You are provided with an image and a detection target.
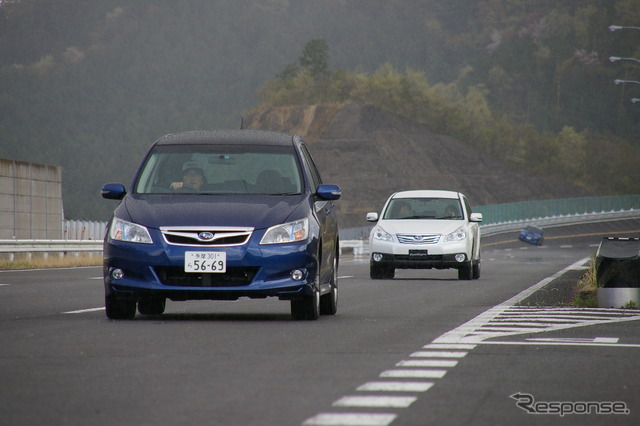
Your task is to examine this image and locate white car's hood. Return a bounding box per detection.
[377,219,464,235]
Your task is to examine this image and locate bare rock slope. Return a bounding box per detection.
[247,104,590,228]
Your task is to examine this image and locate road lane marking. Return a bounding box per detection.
[410,350,467,358]
[423,343,476,350]
[396,360,458,368]
[530,337,619,344]
[303,255,640,425]
[63,307,105,314]
[379,369,447,379]
[303,413,397,426]
[333,396,417,408]
[356,382,433,392]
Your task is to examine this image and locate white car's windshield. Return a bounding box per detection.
[134,144,303,195]
[383,197,463,220]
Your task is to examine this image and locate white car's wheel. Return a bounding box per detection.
[458,262,473,280]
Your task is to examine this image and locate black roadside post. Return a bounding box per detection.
[596,237,640,308]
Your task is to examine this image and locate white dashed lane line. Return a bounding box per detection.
[63,307,105,314]
[356,382,434,392]
[302,256,640,426]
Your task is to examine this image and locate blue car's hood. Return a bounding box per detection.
[119,194,308,230]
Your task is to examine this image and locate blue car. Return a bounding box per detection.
[101,130,341,320]
[519,225,544,245]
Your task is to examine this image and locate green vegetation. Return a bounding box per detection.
[257,39,640,196]
[0,1,639,221]
[571,261,597,307]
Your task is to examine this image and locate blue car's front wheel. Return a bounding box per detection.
[291,281,320,320]
[105,294,136,320]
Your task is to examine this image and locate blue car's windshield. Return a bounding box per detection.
[134,144,304,195]
[383,198,463,220]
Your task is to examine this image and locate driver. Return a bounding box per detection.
[170,166,206,191]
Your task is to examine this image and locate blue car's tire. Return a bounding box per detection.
[105,294,136,320]
[138,297,166,315]
[291,281,320,320]
[320,255,338,315]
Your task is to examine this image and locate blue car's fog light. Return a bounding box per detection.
[111,268,124,280]
[372,253,384,262]
[291,269,305,281]
[455,254,466,263]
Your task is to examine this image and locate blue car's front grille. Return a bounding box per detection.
[160,227,253,247]
[154,266,259,287]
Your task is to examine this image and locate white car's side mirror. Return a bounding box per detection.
[366,212,379,222]
[470,213,483,222]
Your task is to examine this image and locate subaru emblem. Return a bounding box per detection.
[198,232,215,241]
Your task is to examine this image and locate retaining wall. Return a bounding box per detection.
[0,158,63,239]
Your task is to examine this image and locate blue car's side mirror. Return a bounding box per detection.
[101,183,127,200]
[316,184,341,200]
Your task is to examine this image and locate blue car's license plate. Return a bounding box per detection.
[185,251,226,273]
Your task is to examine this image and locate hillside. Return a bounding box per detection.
[247,104,591,228]
[1,1,638,221]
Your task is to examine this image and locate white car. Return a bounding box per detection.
[366,190,482,280]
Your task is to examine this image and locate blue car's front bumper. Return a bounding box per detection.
[103,232,319,302]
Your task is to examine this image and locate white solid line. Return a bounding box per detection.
[380,369,447,379]
[476,340,640,348]
[303,413,397,426]
[63,307,105,314]
[333,396,417,408]
[356,381,434,392]
[528,337,619,343]
[411,351,467,358]
[396,360,458,368]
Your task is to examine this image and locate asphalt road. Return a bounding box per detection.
[1,219,639,426]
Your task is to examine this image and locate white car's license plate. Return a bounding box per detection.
[184,251,226,273]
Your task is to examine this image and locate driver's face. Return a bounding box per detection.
[183,169,204,189]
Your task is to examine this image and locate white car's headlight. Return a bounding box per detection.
[372,226,394,242]
[260,218,308,244]
[109,218,153,244]
[444,226,466,242]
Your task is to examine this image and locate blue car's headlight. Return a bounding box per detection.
[260,218,309,244]
[109,217,153,244]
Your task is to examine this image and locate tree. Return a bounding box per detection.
[299,39,329,79]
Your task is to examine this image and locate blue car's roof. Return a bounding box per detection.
[153,130,300,147]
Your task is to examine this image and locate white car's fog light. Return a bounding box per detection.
[372,253,384,262]
[291,269,304,281]
[111,268,124,280]
[455,254,466,263]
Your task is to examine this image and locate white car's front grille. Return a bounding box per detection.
[397,234,440,244]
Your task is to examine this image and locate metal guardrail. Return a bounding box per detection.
[0,239,102,261]
[474,195,640,226]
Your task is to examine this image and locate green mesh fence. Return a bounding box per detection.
[474,195,640,225]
